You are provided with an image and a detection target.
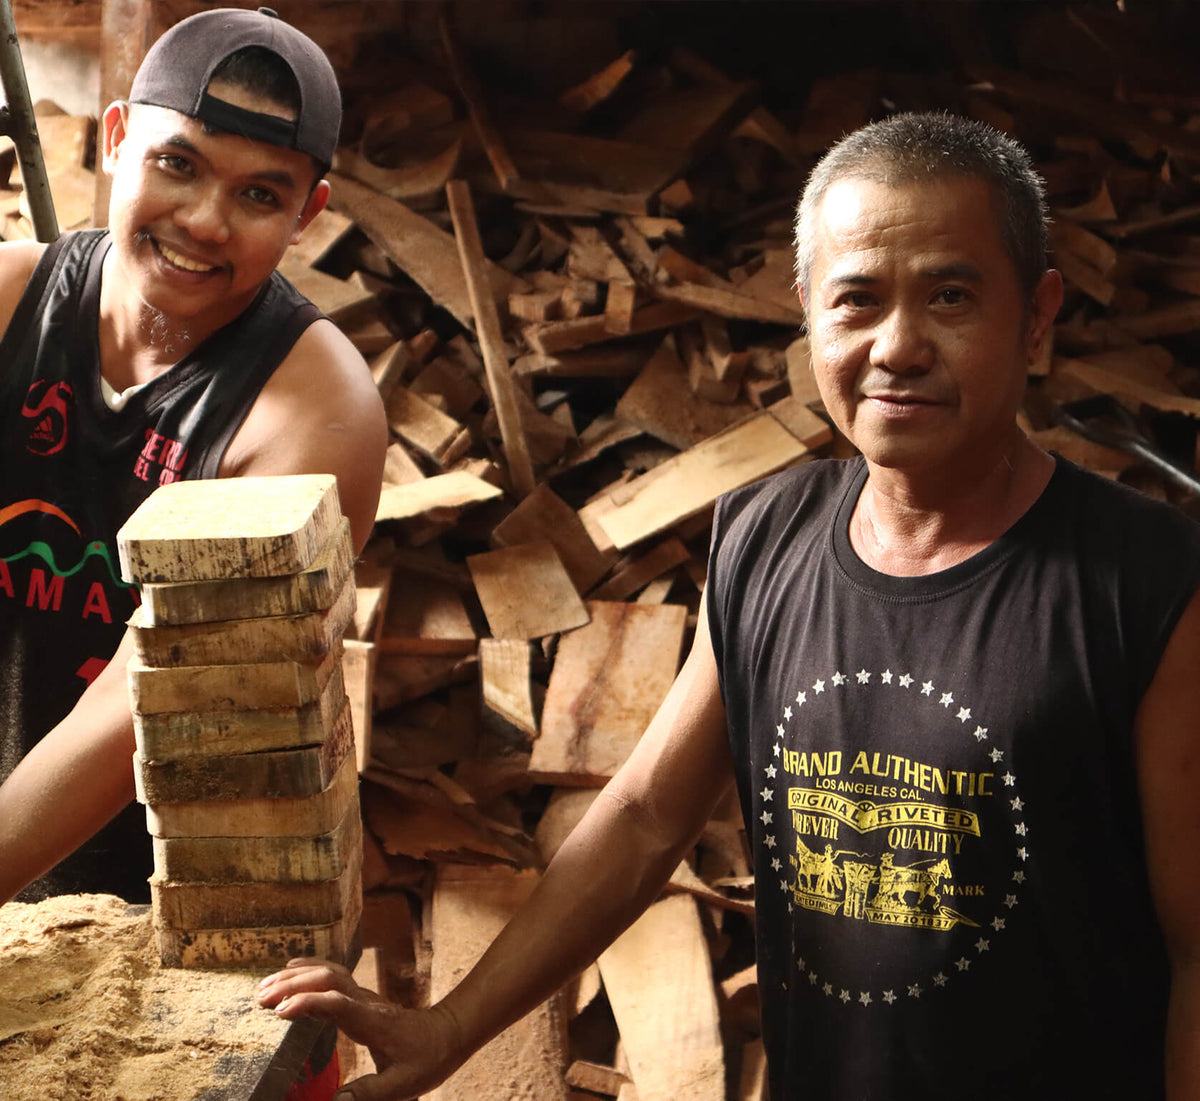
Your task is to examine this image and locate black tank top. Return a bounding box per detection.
[708,455,1200,1100]
[0,229,322,901]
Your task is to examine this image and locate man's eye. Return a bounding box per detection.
[157,154,191,174]
[244,186,280,207]
[934,287,969,306]
[839,292,876,309]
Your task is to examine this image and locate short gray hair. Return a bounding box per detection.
[793,112,1049,305]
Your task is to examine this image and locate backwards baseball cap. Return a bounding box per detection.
[129,6,340,168]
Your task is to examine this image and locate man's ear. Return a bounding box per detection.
[101,101,130,176]
[292,179,330,244]
[1026,268,1064,366]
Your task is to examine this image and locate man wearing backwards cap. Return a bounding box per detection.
[0,4,382,924]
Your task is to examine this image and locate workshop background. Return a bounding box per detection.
[6,2,1200,1098]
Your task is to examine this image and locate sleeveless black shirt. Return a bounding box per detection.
[707,455,1200,1100]
[0,229,322,901]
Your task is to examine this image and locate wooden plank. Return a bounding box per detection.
[332,140,462,203]
[155,889,362,970]
[490,483,612,593]
[447,178,537,497]
[1056,356,1200,416]
[128,644,342,715]
[375,471,503,522]
[151,852,361,930]
[429,866,570,1101]
[342,639,376,774]
[615,338,753,450]
[526,300,701,355]
[285,207,354,268]
[138,518,353,627]
[597,895,724,1101]
[560,50,638,113]
[605,280,638,334]
[152,805,362,885]
[531,602,686,784]
[467,543,590,640]
[117,474,340,583]
[129,577,354,669]
[580,414,811,551]
[479,638,538,740]
[566,1061,633,1096]
[276,257,378,326]
[589,539,690,602]
[146,751,359,840]
[654,280,804,326]
[766,396,836,448]
[386,385,472,467]
[328,173,521,330]
[135,702,353,805]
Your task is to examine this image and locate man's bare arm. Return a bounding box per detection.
[257,590,735,1101]
[1136,583,1200,1100]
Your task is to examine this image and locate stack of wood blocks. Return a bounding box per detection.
[116,474,363,970]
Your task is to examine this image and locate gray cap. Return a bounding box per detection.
[129,6,340,167]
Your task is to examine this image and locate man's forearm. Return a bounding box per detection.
[1166,962,1200,1101]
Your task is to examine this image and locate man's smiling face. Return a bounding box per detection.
[102,80,327,337]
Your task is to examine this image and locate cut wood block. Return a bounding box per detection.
[152,804,362,885]
[117,474,341,584]
[467,542,590,640]
[133,663,348,761]
[1054,246,1115,306]
[525,300,700,355]
[560,50,637,113]
[386,385,473,467]
[566,1061,632,1096]
[654,279,804,326]
[1056,356,1200,415]
[509,288,563,322]
[479,638,538,740]
[680,324,741,403]
[135,702,353,805]
[128,644,342,715]
[152,849,361,930]
[490,483,612,593]
[375,471,503,522]
[428,865,570,1101]
[1114,298,1200,341]
[532,602,687,784]
[342,639,376,773]
[589,539,691,602]
[785,337,822,405]
[329,173,521,330]
[155,888,361,970]
[146,749,359,839]
[129,576,355,669]
[597,895,724,1101]
[766,396,835,448]
[615,337,754,450]
[580,414,812,551]
[137,519,354,627]
[383,566,477,644]
[733,248,802,315]
[277,256,378,325]
[383,441,426,486]
[286,206,354,268]
[617,81,757,161]
[604,280,638,334]
[411,357,486,419]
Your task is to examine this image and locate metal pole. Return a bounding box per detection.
[0,0,57,242]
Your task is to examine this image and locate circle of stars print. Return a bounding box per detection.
[764,665,1028,1009]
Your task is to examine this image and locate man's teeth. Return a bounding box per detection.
[158,242,216,273]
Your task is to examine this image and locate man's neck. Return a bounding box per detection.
[849,433,1055,577]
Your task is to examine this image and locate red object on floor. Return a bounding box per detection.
[285,1048,340,1101]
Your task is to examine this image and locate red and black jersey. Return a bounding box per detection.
[0,229,322,902]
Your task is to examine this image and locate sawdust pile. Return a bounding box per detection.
[0,894,290,1101]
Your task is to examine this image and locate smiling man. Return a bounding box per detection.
[0,8,385,916]
[258,114,1200,1101]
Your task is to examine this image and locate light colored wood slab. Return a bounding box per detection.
[386,385,472,467]
[429,865,571,1101]
[129,576,355,669]
[525,301,700,355]
[567,1061,632,1096]
[580,414,811,551]
[117,474,341,583]
[597,895,725,1101]
[133,664,348,761]
[589,539,690,601]
[531,602,686,784]
[479,638,538,739]
[766,396,835,448]
[490,483,612,593]
[152,805,362,885]
[467,543,590,640]
[135,702,353,805]
[342,639,376,773]
[144,751,359,840]
[615,338,754,449]
[276,256,378,324]
[1055,355,1200,415]
[375,471,503,522]
[329,172,520,330]
[155,888,361,970]
[654,279,804,325]
[137,519,353,627]
[128,644,342,715]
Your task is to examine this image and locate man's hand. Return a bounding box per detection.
[258,959,466,1101]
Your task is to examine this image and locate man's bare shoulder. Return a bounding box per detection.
[221,317,388,552]
[0,240,49,340]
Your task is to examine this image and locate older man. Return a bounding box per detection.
[260,113,1200,1100]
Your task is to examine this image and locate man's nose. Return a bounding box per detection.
[175,185,230,244]
[868,306,934,374]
